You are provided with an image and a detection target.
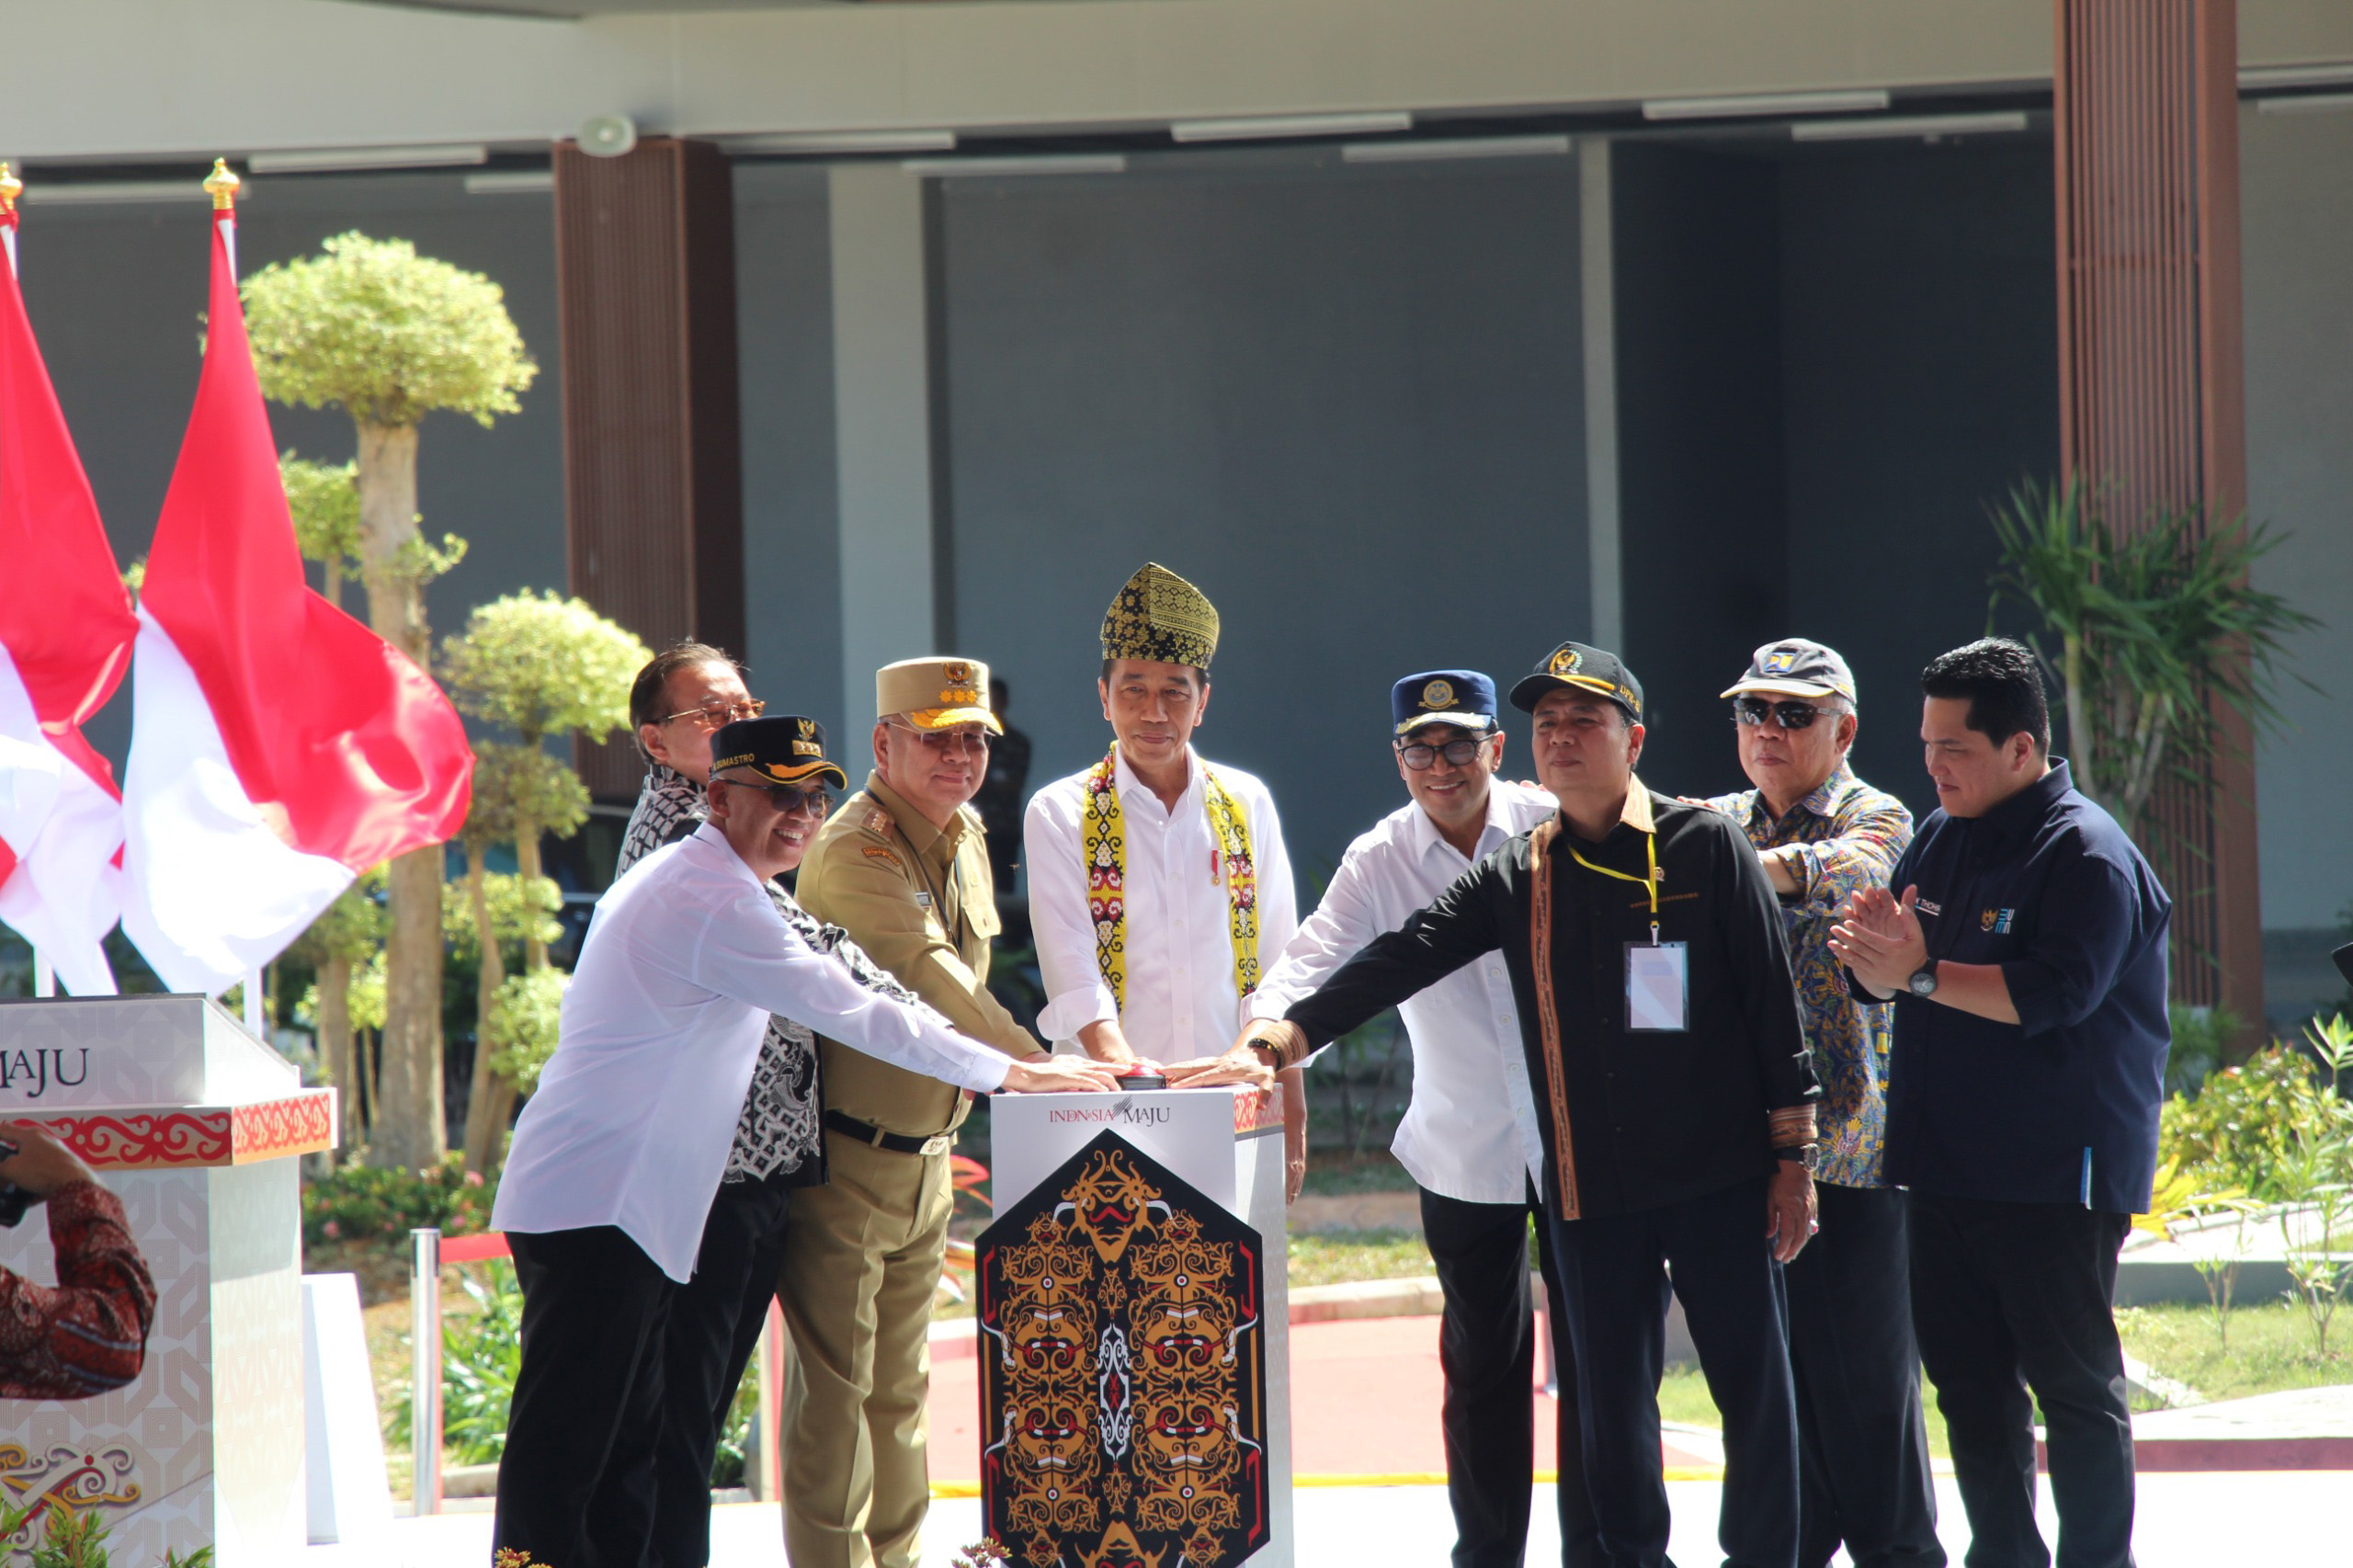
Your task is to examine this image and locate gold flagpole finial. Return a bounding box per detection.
[204,158,240,211]
[0,164,21,218]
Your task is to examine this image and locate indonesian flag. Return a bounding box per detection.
[119,188,472,994]
[0,196,140,994]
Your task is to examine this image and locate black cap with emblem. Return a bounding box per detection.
[709,714,850,792]
[1509,641,1643,723]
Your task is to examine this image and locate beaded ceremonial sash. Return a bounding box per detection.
[1080,746,1260,1015]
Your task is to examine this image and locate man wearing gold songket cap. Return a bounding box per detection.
[1022,563,1311,1197]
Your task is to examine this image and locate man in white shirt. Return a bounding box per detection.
[1022,562,1307,1195]
[1247,671,1598,1568]
[491,717,1118,1568]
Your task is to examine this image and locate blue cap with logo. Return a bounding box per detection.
[1391,670,1497,736]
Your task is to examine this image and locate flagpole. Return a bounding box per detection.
[244,966,265,1037]
[0,163,20,277]
[7,165,42,1005]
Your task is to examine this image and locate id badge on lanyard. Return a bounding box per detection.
[1626,940,1689,1032]
[1570,829,1689,1033]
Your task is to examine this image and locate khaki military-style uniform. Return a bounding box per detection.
[779,769,1037,1568]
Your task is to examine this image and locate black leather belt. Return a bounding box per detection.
[824,1108,956,1157]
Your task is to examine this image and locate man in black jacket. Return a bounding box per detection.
[1233,641,1823,1568]
[1832,639,2169,1568]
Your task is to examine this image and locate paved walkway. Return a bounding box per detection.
[330,1473,2352,1566]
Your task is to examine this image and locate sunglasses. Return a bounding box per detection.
[1396,735,1491,770]
[1733,697,1828,731]
[663,698,767,729]
[743,782,836,818]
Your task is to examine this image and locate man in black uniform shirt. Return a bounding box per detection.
[1234,642,1823,1568]
[1831,639,2169,1568]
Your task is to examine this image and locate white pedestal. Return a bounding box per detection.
[0,994,336,1566]
[988,1085,1292,1568]
[303,1273,393,1545]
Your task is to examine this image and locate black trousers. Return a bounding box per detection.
[1908,1193,2136,1568]
[1420,1185,1602,1568]
[1784,1182,1943,1568]
[1543,1176,1799,1568]
[653,1172,795,1568]
[496,1226,676,1568]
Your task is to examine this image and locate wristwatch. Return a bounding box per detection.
[1906,962,1939,998]
[1773,1143,1819,1174]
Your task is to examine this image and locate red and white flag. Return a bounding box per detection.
[120,177,472,994]
[0,182,140,994]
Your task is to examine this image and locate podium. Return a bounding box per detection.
[982,1085,1291,1568]
[0,995,335,1565]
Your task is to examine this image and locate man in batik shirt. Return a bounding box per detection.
[1702,638,1938,1568]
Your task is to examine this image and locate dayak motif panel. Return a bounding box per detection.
[978,1130,1269,1568]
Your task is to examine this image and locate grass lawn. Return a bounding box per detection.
[1287,1227,1436,1290]
[2115,1300,2353,1402]
[1299,1149,1419,1197]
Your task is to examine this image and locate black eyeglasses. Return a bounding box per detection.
[1396,736,1489,770]
[663,698,766,728]
[1733,697,1827,731]
[747,783,835,818]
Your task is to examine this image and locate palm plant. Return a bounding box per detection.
[1986,478,2317,847]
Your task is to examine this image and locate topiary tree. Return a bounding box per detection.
[244,233,535,1171]
[287,869,388,1153]
[281,452,360,612]
[441,592,647,1174]
[444,756,574,1176]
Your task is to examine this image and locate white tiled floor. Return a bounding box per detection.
[310,1472,2353,1566]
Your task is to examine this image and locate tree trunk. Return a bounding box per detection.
[373,846,448,1168]
[479,1076,521,1176]
[460,841,507,1176]
[517,812,549,972]
[355,418,426,659]
[353,416,446,1170]
[323,557,342,614]
[317,954,359,1150]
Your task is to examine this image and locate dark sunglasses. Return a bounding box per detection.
[1733,697,1827,731]
[746,783,835,818]
[1396,735,1490,770]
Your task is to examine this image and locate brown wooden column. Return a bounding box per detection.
[2052,0,2260,1021]
[554,136,744,799]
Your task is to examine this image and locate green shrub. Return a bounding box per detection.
[2159,1040,2348,1200]
[301,1154,496,1249]
[392,1259,759,1482]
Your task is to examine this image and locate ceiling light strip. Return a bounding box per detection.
[465,171,556,195]
[2255,91,2353,116]
[1643,89,1890,121]
[1171,111,1413,143]
[20,179,226,206]
[247,143,487,174]
[2240,62,2353,91]
[902,154,1128,178]
[731,130,958,155]
[1341,134,1572,165]
[1790,111,2030,142]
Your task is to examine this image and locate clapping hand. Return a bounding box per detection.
[1827,884,1929,998]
